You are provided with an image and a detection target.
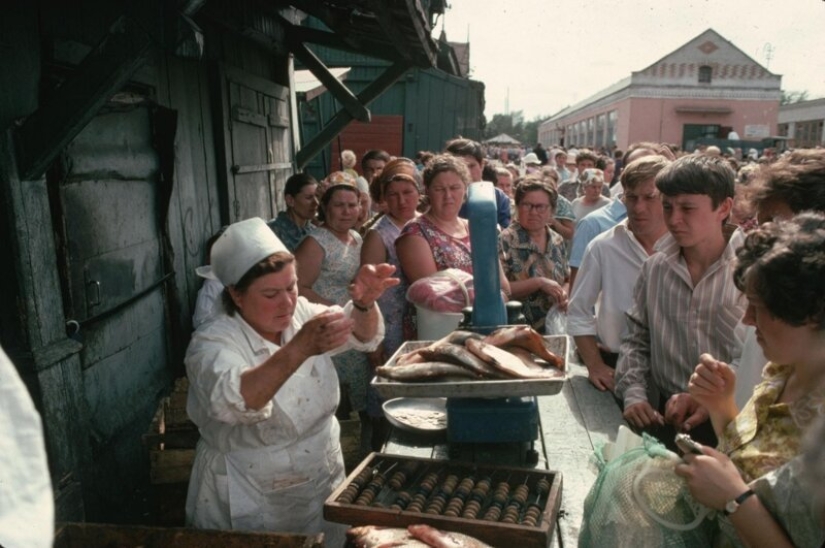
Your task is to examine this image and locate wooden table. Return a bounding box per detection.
[382,358,626,548]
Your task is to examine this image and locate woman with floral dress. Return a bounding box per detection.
[498,178,569,332]
[396,155,510,338]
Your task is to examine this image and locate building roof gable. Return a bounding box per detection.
[634,28,777,81]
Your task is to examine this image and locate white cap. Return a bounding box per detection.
[210,217,289,286]
[523,152,541,165]
[195,265,218,280]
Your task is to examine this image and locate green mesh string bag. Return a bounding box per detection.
[579,434,718,547]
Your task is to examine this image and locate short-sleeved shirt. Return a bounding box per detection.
[499,222,568,331]
[268,211,316,253]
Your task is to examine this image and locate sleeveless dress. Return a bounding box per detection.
[397,215,473,339]
[306,228,370,413]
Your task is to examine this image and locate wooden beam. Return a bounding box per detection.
[288,38,370,123]
[11,0,211,181]
[296,61,410,170]
[367,0,413,63]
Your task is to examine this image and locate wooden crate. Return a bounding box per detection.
[54,522,324,548]
[324,453,562,548]
[143,378,199,485]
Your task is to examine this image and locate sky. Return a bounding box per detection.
[436,0,825,121]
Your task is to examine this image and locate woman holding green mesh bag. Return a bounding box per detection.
[580,214,825,547]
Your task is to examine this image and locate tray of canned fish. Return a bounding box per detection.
[325,453,562,548]
[372,327,568,399]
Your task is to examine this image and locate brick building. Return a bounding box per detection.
[538,29,782,152]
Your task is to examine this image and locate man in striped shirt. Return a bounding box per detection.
[615,154,746,447]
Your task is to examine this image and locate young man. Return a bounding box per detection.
[267,173,318,252]
[615,154,746,448]
[568,155,670,391]
[445,138,511,229]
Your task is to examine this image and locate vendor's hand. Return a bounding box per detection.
[665,393,709,433]
[623,401,665,429]
[674,446,749,511]
[689,353,736,412]
[349,263,399,308]
[367,345,386,369]
[291,309,354,358]
[541,278,568,311]
[586,361,615,392]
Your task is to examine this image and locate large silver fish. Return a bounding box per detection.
[346,525,430,547]
[407,524,493,548]
[395,331,482,366]
[482,325,565,370]
[376,362,480,382]
[420,343,506,378]
[465,338,560,379]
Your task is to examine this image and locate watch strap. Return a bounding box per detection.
[723,488,755,516]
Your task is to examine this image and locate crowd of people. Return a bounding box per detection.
[178,139,824,546]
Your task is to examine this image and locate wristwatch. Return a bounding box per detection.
[723,489,755,516]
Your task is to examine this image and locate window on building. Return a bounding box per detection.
[596,114,606,147]
[607,112,616,145]
[698,65,712,84]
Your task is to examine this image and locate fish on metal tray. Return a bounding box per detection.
[346,525,430,547]
[482,325,565,370]
[465,338,558,379]
[507,347,565,378]
[407,524,493,548]
[420,343,507,378]
[395,331,482,366]
[375,362,480,382]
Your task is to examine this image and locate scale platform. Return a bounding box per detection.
[446,396,540,464]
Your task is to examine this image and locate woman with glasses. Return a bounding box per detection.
[498,178,569,332]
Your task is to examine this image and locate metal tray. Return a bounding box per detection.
[382,397,448,434]
[371,335,568,399]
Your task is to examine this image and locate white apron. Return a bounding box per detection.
[186,328,348,546]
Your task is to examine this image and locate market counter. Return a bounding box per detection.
[382,360,626,548]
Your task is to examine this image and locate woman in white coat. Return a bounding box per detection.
[184,217,397,545]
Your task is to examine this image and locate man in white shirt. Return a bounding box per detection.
[568,155,671,391]
[615,154,746,448]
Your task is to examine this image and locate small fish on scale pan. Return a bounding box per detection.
[375,326,564,383]
[347,523,493,548]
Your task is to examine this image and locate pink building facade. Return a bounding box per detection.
[538,29,781,152]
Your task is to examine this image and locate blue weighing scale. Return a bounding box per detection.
[444,182,540,465]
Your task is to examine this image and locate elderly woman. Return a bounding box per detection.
[673,213,825,547]
[499,178,569,332]
[293,181,375,451]
[184,217,395,545]
[571,168,611,221]
[396,154,510,337]
[361,158,421,357]
[360,158,421,447]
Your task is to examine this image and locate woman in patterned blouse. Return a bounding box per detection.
[498,178,569,332]
[674,213,825,548]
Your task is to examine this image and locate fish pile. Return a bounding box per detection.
[375,325,565,383]
[347,523,492,548]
